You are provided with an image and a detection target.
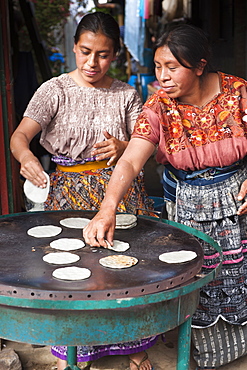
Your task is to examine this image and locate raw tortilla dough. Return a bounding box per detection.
[27,225,62,238]
[52,266,91,281]
[23,171,50,203]
[50,238,85,251]
[115,214,137,229]
[159,250,197,263]
[43,252,80,264]
[60,217,90,229]
[99,255,138,269]
[105,239,130,252]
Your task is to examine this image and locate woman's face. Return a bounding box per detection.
[73,31,116,87]
[154,45,203,101]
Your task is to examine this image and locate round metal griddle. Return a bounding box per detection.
[0,210,204,301]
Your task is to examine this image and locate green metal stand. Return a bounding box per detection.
[0,214,222,370]
[65,348,91,370]
[65,347,80,370]
[177,317,192,370]
[64,317,193,370]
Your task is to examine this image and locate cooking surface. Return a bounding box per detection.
[0,210,203,300]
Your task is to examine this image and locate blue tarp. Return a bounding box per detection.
[124,0,146,65]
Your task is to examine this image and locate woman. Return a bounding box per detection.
[83,24,247,370]
[10,11,155,370]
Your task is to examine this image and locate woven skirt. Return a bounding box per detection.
[176,166,247,368]
[45,167,154,215]
[176,165,247,327]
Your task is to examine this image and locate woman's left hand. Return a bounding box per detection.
[237,179,247,215]
[91,130,128,166]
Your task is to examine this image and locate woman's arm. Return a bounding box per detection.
[10,117,47,188]
[83,137,155,247]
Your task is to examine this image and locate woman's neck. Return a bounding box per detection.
[177,72,220,108]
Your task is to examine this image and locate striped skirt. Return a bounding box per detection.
[176,166,247,368]
[45,167,154,215]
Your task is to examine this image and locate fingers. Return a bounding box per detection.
[83,224,114,247]
[20,156,47,188]
[103,130,113,139]
[237,199,247,215]
[237,179,247,215]
[83,212,115,247]
[106,159,114,166]
[237,179,247,201]
[91,140,111,160]
[91,139,119,162]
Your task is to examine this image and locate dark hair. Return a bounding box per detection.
[155,24,213,76]
[74,12,121,54]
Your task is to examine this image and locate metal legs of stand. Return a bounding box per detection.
[65,346,81,370]
[64,318,193,370]
[177,317,192,370]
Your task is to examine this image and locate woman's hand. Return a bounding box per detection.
[237,179,247,215]
[20,153,47,188]
[85,138,155,246]
[10,117,47,187]
[91,130,128,166]
[83,209,116,247]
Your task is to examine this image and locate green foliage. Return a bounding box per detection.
[108,61,128,82]
[30,0,71,47]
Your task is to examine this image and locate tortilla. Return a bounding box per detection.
[60,217,90,229]
[52,266,91,281]
[105,239,130,252]
[27,225,62,238]
[159,250,197,264]
[43,252,80,265]
[23,171,50,203]
[115,214,137,229]
[99,255,138,269]
[50,238,85,251]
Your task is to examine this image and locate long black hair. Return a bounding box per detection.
[74,12,121,54]
[155,24,214,76]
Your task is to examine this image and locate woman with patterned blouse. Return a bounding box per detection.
[10,11,155,370]
[84,24,247,369]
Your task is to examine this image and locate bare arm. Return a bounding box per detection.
[10,117,47,188]
[83,137,155,247]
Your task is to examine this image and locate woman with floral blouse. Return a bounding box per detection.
[84,24,247,370]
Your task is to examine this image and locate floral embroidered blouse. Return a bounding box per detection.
[132,72,247,172]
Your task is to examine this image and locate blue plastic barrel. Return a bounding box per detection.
[128,74,156,101]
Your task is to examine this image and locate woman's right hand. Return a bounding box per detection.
[20,153,47,188]
[83,209,116,247]
[10,117,47,188]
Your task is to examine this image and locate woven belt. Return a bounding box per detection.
[57,159,116,172]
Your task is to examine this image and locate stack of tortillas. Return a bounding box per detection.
[115,214,137,229]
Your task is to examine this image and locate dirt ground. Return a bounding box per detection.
[3,327,247,370]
